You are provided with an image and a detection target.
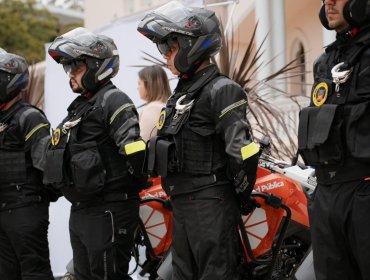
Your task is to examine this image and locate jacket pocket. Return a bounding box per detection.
[43,148,65,187]
[0,149,26,184]
[180,125,215,174]
[298,104,343,166]
[69,141,106,194]
[346,101,370,162]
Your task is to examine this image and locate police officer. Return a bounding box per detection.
[138,2,259,279]
[46,28,146,280]
[298,0,370,279]
[0,49,53,279]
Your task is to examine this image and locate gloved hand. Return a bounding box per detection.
[238,194,260,215]
[124,140,148,190]
[233,145,260,215]
[233,152,259,193]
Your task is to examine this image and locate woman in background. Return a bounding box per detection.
[138,65,171,141]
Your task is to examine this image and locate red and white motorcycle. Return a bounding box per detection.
[133,146,317,280]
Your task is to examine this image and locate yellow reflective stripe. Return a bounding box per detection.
[219,99,247,118]
[241,142,259,160]
[124,140,146,155]
[25,123,49,142]
[109,103,135,125]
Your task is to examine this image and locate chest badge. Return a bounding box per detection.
[51,128,61,146]
[313,82,328,107]
[157,110,166,130]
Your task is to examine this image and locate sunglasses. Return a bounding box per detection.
[156,38,178,55]
[62,60,86,74]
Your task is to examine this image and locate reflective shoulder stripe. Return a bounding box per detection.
[124,140,146,155]
[219,99,247,118]
[25,123,49,142]
[109,103,135,125]
[241,142,259,160]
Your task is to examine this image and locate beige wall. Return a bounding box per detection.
[285,0,323,96]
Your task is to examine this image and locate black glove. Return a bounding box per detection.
[125,140,149,190]
[233,152,259,193]
[233,150,260,215]
[238,194,260,215]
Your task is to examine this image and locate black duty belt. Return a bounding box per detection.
[0,195,42,209]
[71,192,138,209]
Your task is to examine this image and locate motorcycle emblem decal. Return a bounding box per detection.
[51,128,61,146]
[254,181,284,192]
[312,82,328,107]
[157,110,166,130]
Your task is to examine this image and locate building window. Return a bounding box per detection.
[290,41,307,96]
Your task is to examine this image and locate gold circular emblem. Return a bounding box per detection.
[313,82,328,107]
[156,110,166,130]
[51,128,61,146]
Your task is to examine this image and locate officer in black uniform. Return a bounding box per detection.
[0,49,53,279]
[298,0,370,279]
[138,2,259,279]
[45,28,146,280]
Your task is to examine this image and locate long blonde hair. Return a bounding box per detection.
[138,65,171,103]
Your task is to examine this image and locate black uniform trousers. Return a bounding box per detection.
[171,184,241,280]
[0,202,53,280]
[309,179,370,280]
[69,199,139,280]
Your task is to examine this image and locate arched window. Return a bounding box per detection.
[290,40,307,96]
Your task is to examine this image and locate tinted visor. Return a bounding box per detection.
[62,60,85,74]
[156,37,178,55]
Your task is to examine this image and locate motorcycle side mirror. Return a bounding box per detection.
[259,136,271,152]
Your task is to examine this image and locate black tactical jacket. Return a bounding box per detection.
[299,26,370,183]
[155,64,253,196]
[0,100,50,208]
[46,82,143,203]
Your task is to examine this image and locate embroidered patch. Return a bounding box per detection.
[51,128,61,146]
[313,82,328,107]
[157,110,166,130]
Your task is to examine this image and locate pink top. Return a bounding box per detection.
[139,100,166,142]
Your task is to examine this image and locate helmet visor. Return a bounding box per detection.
[156,37,178,55]
[62,60,86,75]
[154,1,191,23]
[56,27,97,47]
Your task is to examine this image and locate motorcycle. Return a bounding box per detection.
[133,148,317,280]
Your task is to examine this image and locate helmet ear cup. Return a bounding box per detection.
[319,4,333,30]
[343,1,356,26]
[343,0,370,27]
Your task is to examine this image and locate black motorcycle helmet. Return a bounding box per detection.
[48,27,120,92]
[0,48,29,104]
[320,0,370,30]
[137,1,222,75]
